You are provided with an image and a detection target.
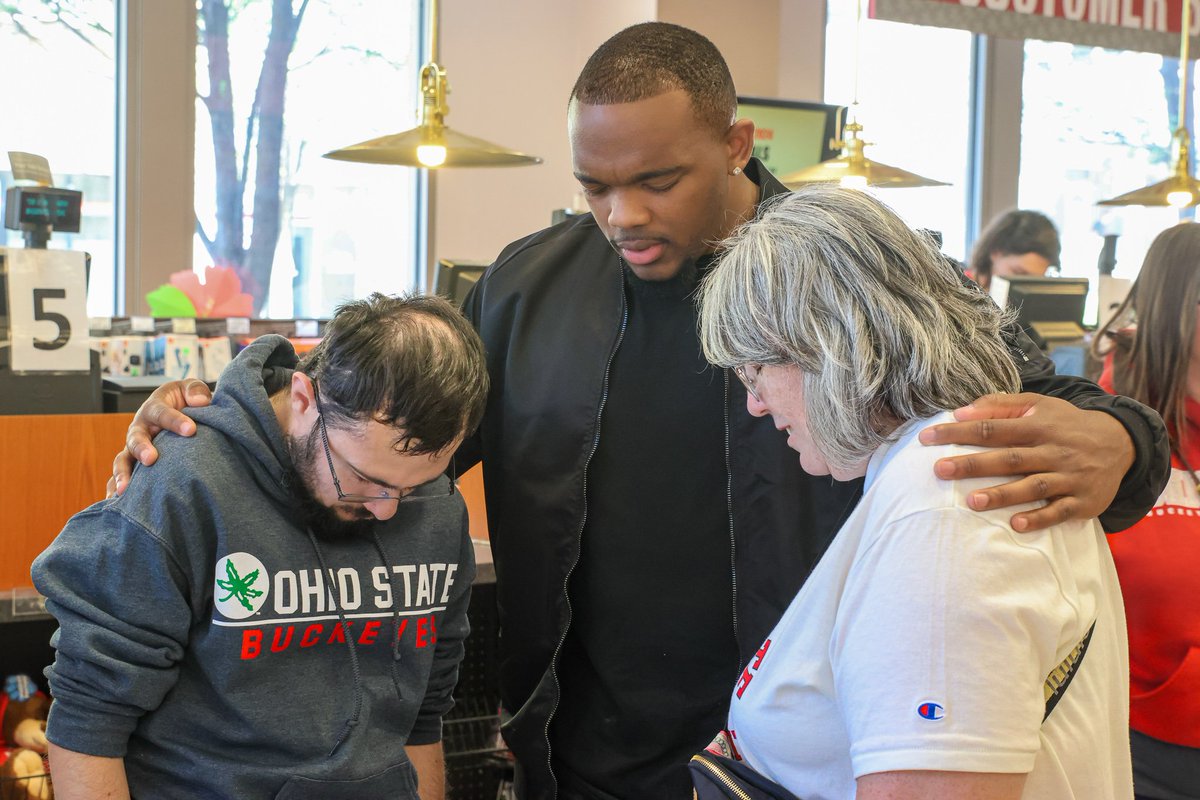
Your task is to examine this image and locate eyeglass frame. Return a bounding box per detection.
[735,364,763,403]
[313,381,456,505]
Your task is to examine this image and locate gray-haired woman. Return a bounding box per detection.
[697,185,1131,800]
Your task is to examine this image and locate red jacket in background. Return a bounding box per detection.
[1100,356,1200,747]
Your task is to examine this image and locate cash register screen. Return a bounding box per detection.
[991,275,1090,340]
[0,252,7,337]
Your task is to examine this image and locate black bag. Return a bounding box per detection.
[689,753,800,800]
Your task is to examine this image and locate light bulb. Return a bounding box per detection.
[1167,190,1194,208]
[840,174,869,191]
[417,144,447,167]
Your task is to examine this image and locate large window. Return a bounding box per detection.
[1019,40,1190,323]
[824,4,975,261]
[0,0,118,317]
[193,0,421,319]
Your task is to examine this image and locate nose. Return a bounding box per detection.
[607,189,651,230]
[365,499,399,522]
[745,390,769,418]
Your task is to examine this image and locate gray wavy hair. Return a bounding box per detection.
[698,185,1020,470]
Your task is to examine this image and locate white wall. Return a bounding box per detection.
[430,0,828,268]
[431,1,654,270]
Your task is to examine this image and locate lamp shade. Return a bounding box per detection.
[780,120,948,189]
[324,124,542,167]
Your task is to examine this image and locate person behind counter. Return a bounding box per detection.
[966,209,1061,291]
[32,293,487,800]
[1092,222,1200,800]
[697,186,1131,800]
[103,23,1167,799]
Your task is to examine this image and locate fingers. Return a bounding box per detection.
[141,398,198,438]
[956,473,1088,532]
[1009,498,1082,533]
[110,450,138,497]
[960,472,1061,510]
[128,381,205,467]
[180,378,213,407]
[126,424,162,469]
[924,418,1051,463]
[950,392,1042,421]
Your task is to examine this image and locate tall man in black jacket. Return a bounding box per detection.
[112,22,1168,800]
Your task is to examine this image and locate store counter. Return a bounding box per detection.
[0,408,490,595]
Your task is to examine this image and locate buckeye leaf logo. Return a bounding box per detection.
[218,559,262,611]
[213,552,269,620]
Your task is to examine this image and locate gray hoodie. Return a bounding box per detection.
[33,335,474,799]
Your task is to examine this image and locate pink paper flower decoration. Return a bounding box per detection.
[169,266,255,318]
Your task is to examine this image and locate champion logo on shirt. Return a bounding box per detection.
[917,701,945,721]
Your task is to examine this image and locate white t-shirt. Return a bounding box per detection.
[725,412,1132,800]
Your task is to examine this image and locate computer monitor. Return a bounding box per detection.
[735,96,845,178]
[434,259,488,309]
[990,275,1090,342]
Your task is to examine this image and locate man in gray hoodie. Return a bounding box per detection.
[32,293,488,800]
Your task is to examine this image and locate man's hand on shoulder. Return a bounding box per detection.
[918,393,1134,533]
[107,379,213,498]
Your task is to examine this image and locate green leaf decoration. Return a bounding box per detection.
[146,284,198,317]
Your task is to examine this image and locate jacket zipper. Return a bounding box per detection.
[542,262,630,797]
[724,368,739,652]
[690,754,753,800]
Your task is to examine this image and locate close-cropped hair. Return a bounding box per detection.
[968,209,1061,283]
[1093,222,1200,450]
[298,292,488,455]
[569,22,736,137]
[699,185,1021,470]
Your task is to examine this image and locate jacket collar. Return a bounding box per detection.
[744,157,790,209]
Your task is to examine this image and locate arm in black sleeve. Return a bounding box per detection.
[453,274,487,475]
[1003,321,1170,532]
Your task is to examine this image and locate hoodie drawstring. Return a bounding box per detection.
[371,531,406,701]
[305,528,363,757]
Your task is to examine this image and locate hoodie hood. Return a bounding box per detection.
[186,334,298,504]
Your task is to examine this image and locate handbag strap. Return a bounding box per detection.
[1042,619,1096,722]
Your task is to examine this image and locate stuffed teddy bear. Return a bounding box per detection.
[0,675,51,800]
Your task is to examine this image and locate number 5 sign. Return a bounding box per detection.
[4,247,90,372]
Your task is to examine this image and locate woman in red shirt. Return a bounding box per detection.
[1092,222,1200,800]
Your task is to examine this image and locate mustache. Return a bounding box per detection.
[610,236,668,248]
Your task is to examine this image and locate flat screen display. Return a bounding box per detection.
[736,97,845,179]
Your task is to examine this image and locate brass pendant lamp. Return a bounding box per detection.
[1099,0,1200,207]
[323,0,541,168]
[782,0,947,190]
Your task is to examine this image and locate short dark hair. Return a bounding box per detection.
[968,209,1061,283]
[298,293,488,455]
[570,22,737,137]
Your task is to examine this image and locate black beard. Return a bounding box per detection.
[283,423,377,542]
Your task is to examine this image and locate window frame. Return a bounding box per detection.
[117,0,426,318]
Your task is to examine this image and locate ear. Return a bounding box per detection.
[290,371,318,422]
[725,118,756,171]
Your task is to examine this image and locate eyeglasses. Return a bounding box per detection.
[735,364,763,403]
[314,384,456,505]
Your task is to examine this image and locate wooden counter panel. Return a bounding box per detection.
[0,413,489,591]
[0,413,132,590]
[461,464,489,541]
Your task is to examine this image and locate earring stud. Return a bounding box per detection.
[731,166,742,176]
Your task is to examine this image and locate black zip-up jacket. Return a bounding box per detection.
[454,159,1170,799]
